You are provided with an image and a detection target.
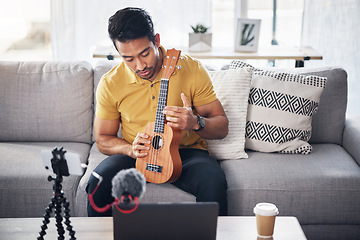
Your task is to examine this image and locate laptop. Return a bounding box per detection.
[112,202,219,240]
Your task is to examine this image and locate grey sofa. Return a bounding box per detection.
[0,60,359,240]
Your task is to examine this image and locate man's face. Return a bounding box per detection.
[115,34,161,81]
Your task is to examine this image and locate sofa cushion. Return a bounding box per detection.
[221,144,360,225]
[0,142,90,218]
[0,61,93,143]
[206,68,252,160]
[229,61,347,145]
[230,61,327,154]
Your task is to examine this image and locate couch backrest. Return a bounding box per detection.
[0,61,94,143]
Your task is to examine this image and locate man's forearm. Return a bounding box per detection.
[195,115,228,140]
[95,135,132,157]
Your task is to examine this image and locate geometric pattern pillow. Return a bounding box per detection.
[230,60,327,154]
[206,68,252,159]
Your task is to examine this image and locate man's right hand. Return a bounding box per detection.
[94,116,151,158]
[130,132,151,159]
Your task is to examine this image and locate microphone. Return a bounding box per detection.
[112,168,146,213]
[89,168,146,214]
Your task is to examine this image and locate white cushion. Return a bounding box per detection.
[206,68,252,160]
[230,60,327,154]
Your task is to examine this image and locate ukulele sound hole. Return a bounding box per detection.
[152,135,163,150]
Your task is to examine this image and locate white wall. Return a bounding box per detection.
[302,0,360,115]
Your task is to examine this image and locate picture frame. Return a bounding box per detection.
[235,18,261,52]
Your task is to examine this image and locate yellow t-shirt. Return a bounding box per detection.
[96,46,217,150]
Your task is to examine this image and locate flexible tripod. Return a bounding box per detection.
[38,147,76,240]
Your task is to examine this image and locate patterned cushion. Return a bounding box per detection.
[206,68,252,159]
[230,60,327,154]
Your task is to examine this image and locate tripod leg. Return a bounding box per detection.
[38,196,56,240]
[63,195,76,240]
[54,195,66,240]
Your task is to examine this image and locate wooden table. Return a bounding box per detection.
[93,45,322,67]
[0,216,307,239]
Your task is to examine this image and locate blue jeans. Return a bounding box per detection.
[86,148,228,216]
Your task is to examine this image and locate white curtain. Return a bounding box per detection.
[50,0,76,60]
[51,0,212,61]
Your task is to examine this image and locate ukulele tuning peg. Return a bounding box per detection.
[177,65,181,70]
[179,57,185,60]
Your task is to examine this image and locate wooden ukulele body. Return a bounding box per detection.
[136,122,182,183]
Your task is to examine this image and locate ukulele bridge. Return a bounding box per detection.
[146,163,163,173]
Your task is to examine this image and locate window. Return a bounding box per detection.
[0,0,51,61]
[0,0,304,62]
[247,0,304,47]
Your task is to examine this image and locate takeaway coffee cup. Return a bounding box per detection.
[253,203,279,238]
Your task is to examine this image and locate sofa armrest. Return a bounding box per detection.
[342,115,360,166]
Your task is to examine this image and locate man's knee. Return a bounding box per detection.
[199,174,227,195]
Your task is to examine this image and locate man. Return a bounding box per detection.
[87,7,229,216]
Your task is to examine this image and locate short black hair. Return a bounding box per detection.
[108,7,156,46]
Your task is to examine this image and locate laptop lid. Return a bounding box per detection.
[113,202,219,240]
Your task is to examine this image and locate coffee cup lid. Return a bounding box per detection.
[253,203,279,216]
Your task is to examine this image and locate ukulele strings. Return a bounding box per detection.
[150,55,168,172]
[150,53,177,177]
[151,54,172,168]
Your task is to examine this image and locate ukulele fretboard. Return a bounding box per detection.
[154,78,170,133]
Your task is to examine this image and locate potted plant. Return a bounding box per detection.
[189,24,212,52]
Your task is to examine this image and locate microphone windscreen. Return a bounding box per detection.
[111,168,146,200]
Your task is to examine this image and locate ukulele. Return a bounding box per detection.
[136,49,182,184]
